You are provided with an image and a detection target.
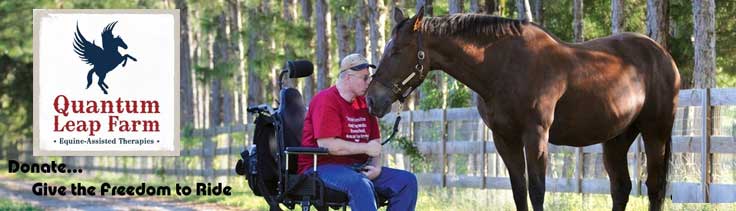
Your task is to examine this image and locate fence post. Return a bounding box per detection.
[632,136,642,195]
[575,147,584,193]
[203,129,214,180]
[406,110,414,171]
[481,125,488,189]
[24,138,33,163]
[700,88,712,202]
[441,108,448,187]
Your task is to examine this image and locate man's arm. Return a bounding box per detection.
[317,138,381,157]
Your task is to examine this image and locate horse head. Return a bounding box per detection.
[101,21,129,51]
[366,7,430,118]
[115,36,128,49]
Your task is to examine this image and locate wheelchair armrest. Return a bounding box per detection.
[284,147,329,155]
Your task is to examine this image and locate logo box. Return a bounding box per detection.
[33,10,180,156]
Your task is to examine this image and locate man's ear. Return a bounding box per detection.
[413,6,425,32]
[393,7,405,23]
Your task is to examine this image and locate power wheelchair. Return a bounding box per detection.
[235,60,388,211]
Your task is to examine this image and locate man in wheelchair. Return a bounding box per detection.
[297,54,418,211]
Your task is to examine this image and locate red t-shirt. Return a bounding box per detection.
[297,86,381,174]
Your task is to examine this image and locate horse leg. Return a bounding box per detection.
[122,55,137,67]
[126,54,137,61]
[493,133,529,211]
[642,125,672,211]
[521,125,549,211]
[86,68,95,89]
[97,73,108,95]
[639,118,674,211]
[102,81,109,89]
[602,126,639,211]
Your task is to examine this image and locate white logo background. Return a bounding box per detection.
[35,10,179,155]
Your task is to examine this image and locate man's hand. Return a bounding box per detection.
[361,165,382,180]
[364,140,382,157]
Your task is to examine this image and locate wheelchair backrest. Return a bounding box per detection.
[277,87,306,174]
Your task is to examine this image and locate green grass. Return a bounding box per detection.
[0,198,40,211]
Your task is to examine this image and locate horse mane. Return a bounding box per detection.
[419,14,528,41]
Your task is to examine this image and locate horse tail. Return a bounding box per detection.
[86,69,94,89]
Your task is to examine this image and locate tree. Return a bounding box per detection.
[227,0,242,124]
[573,0,584,42]
[516,0,533,21]
[334,12,352,60]
[449,0,464,14]
[368,0,387,65]
[417,0,433,16]
[246,7,263,120]
[315,0,330,91]
[354,0,368,56]
[612,0,625,33]
[470,0,480,13]
[211,13,228,127]
[300,0,315,102]
[692,0,716,88]
[647,0,669,47]
[532,0,543,25]
[175,0,194,128]
[484,0,499,15]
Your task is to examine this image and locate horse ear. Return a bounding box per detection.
[393,7,405,23]
[413,6,425,32]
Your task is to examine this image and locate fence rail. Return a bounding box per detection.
[15,88,736,203]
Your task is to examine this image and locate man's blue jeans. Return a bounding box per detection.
[303,164,418,211]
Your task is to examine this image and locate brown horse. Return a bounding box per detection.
[366,7,680,211]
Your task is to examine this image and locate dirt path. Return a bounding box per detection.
[0,176,249,211]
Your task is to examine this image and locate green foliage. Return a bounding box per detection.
[669,0,695,87]
[448,79,471,108]
[418,72,443,110]
[392,136,431,172]
[0,198,40,211]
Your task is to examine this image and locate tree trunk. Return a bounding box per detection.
[470,0,480,13]
[335,14,351,60]
[692,0,716,89]
[484,0,499,15]
[315,0,330,91]
[301,0,312,21]
[573,0,584,42]
[210,78,222,128]
[368,0,387,65]
[246,9,263,121]
[532,0,543,25]
[647,0,669,48]
[301,0,315,102]
[417,0,433,16]
[516,0,533,21]
[283,0,296,21]
[354,0,368,56]
[612,0,625,33]
[449,0,464,14]
[175,0,194,128]
[192,10,201,128]
[228,0,243,124]
[212,14,229,127]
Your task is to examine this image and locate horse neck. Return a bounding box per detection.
[423,25,557,101]
[423,34,499,99]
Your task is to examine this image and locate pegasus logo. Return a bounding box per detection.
[73,21,137,95]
